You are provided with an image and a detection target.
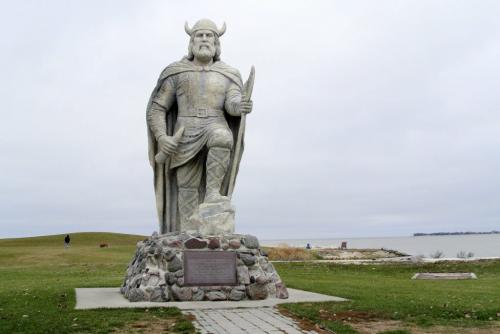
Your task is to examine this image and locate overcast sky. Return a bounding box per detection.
[1,1,500,239]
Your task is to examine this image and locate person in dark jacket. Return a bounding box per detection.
[64,234,70,248]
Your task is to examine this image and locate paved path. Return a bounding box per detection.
[74,287,344,333]
[185,307,319,334]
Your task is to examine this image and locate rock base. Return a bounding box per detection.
[183,200,235,235]
[120,232,289,302]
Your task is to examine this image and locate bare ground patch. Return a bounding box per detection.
[111,314,195,334]
[279,308,337,333]
[279,307,500,334]
[351,320,500,333]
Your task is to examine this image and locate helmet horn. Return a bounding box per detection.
[184,21,192,36]
[218,22,226,36]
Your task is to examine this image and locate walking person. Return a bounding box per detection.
[64,234,70,248]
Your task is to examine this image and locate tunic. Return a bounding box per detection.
[148,68,242,168]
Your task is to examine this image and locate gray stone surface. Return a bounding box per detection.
[171,285,193,301]
[121,232,288,302]
[229,239,241,249]
[192,288,205,301]
[147,19,254,234]
[242,234,259,249]
[168,255,183,272]
[229,288,246,301]
[275,282,289,299]
[75,287,347,310]
[165,272,176,285]
[239,253,257,266]
[187,201,236,235]
[205,291,227,301]
[237,265,250,285]
[247,283,268,300]
[186,308,319,334]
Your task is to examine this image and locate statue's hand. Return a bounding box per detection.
[158,135,179,155]
[238,97,253,115]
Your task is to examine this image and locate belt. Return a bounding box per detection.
[178,108,224,118]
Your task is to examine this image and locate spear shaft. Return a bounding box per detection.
[228,66,255,198]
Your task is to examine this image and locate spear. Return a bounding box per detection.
[228,66,255,198]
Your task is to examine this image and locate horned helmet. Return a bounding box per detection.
[184,19,226,37]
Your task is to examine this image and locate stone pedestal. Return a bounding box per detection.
[121,232,289,302]
[182,200,235,235]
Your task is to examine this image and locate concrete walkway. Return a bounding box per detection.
[185,307,319,334]
[75,288,345,333]
[74,288,346,310]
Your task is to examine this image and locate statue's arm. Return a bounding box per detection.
[147,76,176,140]
[224,81,243,116]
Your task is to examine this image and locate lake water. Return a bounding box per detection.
[261,234,500,258]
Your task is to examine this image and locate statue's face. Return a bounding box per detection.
[192,29,216,62]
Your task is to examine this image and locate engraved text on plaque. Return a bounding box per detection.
[184,251,237,286]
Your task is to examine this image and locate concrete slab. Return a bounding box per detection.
[412,272,477,280]
[74,287,347,310]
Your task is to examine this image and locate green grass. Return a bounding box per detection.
[2,232,499,334]
[0,232,195,334]
[276,261,500,333]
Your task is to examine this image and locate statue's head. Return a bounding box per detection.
[185,19,226,62]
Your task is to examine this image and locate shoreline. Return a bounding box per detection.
[271,256,500,264]
[261,234,500,258]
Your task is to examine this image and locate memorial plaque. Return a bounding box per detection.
[184,251,237,286]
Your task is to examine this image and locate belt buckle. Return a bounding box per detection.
[197,108,208,118]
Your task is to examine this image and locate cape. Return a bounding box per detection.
[146,58,244,234]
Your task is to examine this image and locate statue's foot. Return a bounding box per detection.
[204,191,229,203]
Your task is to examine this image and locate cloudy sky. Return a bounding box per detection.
[1,1,500,239]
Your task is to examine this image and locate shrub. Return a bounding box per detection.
[457,251,475,259]
[264,244,317,261]
[430,250,444,259]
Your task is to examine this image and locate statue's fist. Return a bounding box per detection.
[238,98,253,115]
[158,135,179,155]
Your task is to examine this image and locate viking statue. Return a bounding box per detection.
[147,19,253,234]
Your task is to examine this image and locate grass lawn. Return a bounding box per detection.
[275,261,500,333]
[1,232,499,334]
[0,232,195,334]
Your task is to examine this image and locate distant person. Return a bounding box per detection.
[64,234,71,248]
[306,243,311,249]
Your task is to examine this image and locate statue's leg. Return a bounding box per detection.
[176,157,203,229]
[205,127,233,203]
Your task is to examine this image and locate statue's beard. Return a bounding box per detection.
[193,44,215,62]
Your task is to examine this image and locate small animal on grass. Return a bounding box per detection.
[99,243,109,248]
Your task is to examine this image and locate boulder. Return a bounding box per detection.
[276,282,289,299]
[184,238,208,249]
[242,235,259,249]
[246,283,268,300]
[239,253,256,266]
[168,256,182,272]
[205,291,227,301]
[229,289,246,301]
[171,285,192,301]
